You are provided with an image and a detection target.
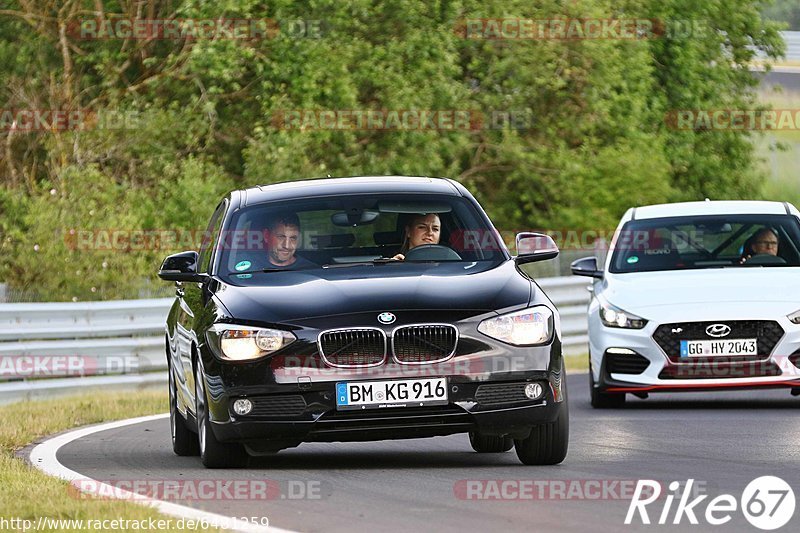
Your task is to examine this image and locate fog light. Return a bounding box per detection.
[524,383,543,400]
[233,398,252,415]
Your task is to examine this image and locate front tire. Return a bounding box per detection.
[169,364,199,456]
[469,432,513,453]
[195,362,248,468]
[514,361,569,465]
[589,357,626,408]
[514,402,569,465]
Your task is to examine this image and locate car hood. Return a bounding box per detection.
[214,261,531,324]
[603,268,800,313]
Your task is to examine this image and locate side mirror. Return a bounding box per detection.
[571,256,603,279]
[158,251,205,282]
[514,233,559,265]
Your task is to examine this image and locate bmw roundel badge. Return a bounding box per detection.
[378,312,396,324]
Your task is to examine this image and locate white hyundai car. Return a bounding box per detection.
[572,200,800,407]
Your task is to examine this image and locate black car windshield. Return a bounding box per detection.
[608,214,800,273]
[216,194,507,276]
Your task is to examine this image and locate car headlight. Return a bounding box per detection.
[207,324,296,361]
[789,309,800,325]
[478,306,554,346]
[598,297,647,329]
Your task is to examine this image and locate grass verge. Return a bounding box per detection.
[0,389,220,532]
[564,352,589,373]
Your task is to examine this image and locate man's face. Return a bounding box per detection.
[407,214,441,249]
[752,230,779,256]
[267,223,300,265]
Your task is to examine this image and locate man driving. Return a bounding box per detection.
[251,212,315,270]
[739,227,780,264]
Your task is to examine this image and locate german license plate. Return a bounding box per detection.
[680,338,757,357]
[335,377,448,410]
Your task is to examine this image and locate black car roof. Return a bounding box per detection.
[241,176,462,206]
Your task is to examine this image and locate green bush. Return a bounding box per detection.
[0,0,787,299]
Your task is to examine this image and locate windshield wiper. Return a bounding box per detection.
[323,260,397,268]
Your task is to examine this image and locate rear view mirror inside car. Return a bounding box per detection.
[331,209,380,226]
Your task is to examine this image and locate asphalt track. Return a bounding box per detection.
[758,70,800,93]
[53,373,800,532]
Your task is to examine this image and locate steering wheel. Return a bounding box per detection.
[403,244,462,261]
[742,254,786,266]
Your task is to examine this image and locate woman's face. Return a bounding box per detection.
[406,214,441,249]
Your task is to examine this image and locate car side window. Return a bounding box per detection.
[198,200,227,274]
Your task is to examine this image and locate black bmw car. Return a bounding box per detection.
[159,176,568,467]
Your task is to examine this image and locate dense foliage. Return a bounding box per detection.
[0,0,785,300]
[763,0,800,30]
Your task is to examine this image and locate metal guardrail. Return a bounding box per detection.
[0,277,592,400]
[784,31,800,61]
[753,31,800,63]
[0,298,171,380]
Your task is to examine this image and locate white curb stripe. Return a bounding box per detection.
[750,64,800,74]
[29,413,296,533]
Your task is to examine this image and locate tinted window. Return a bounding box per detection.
[609,214,800,273]
[216,194,506,277]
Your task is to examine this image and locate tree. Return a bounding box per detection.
[0,0,786,299]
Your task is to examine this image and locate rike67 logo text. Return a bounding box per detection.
[626,477,795,530]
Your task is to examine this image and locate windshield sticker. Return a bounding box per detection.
[644,248,671,255]
[235,273,253,279]
[627,256,639,264]
[234,260,252,271]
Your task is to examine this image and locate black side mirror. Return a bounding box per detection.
[571,256,603,279]
[158,251,205,282]
[514,233,559,265]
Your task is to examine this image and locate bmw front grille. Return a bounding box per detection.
[317,324,459,367]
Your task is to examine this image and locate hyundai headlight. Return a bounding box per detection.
[598,297,647,329]
[478,306,554,346]
[788,309,800,325]
[207,324,296,361]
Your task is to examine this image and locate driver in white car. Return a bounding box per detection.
[392,213,441,261]
[740,227,780,264]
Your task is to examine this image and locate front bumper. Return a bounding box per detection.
[199,315,565,450]
[212,384,563,454]
[588,307,800,392]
